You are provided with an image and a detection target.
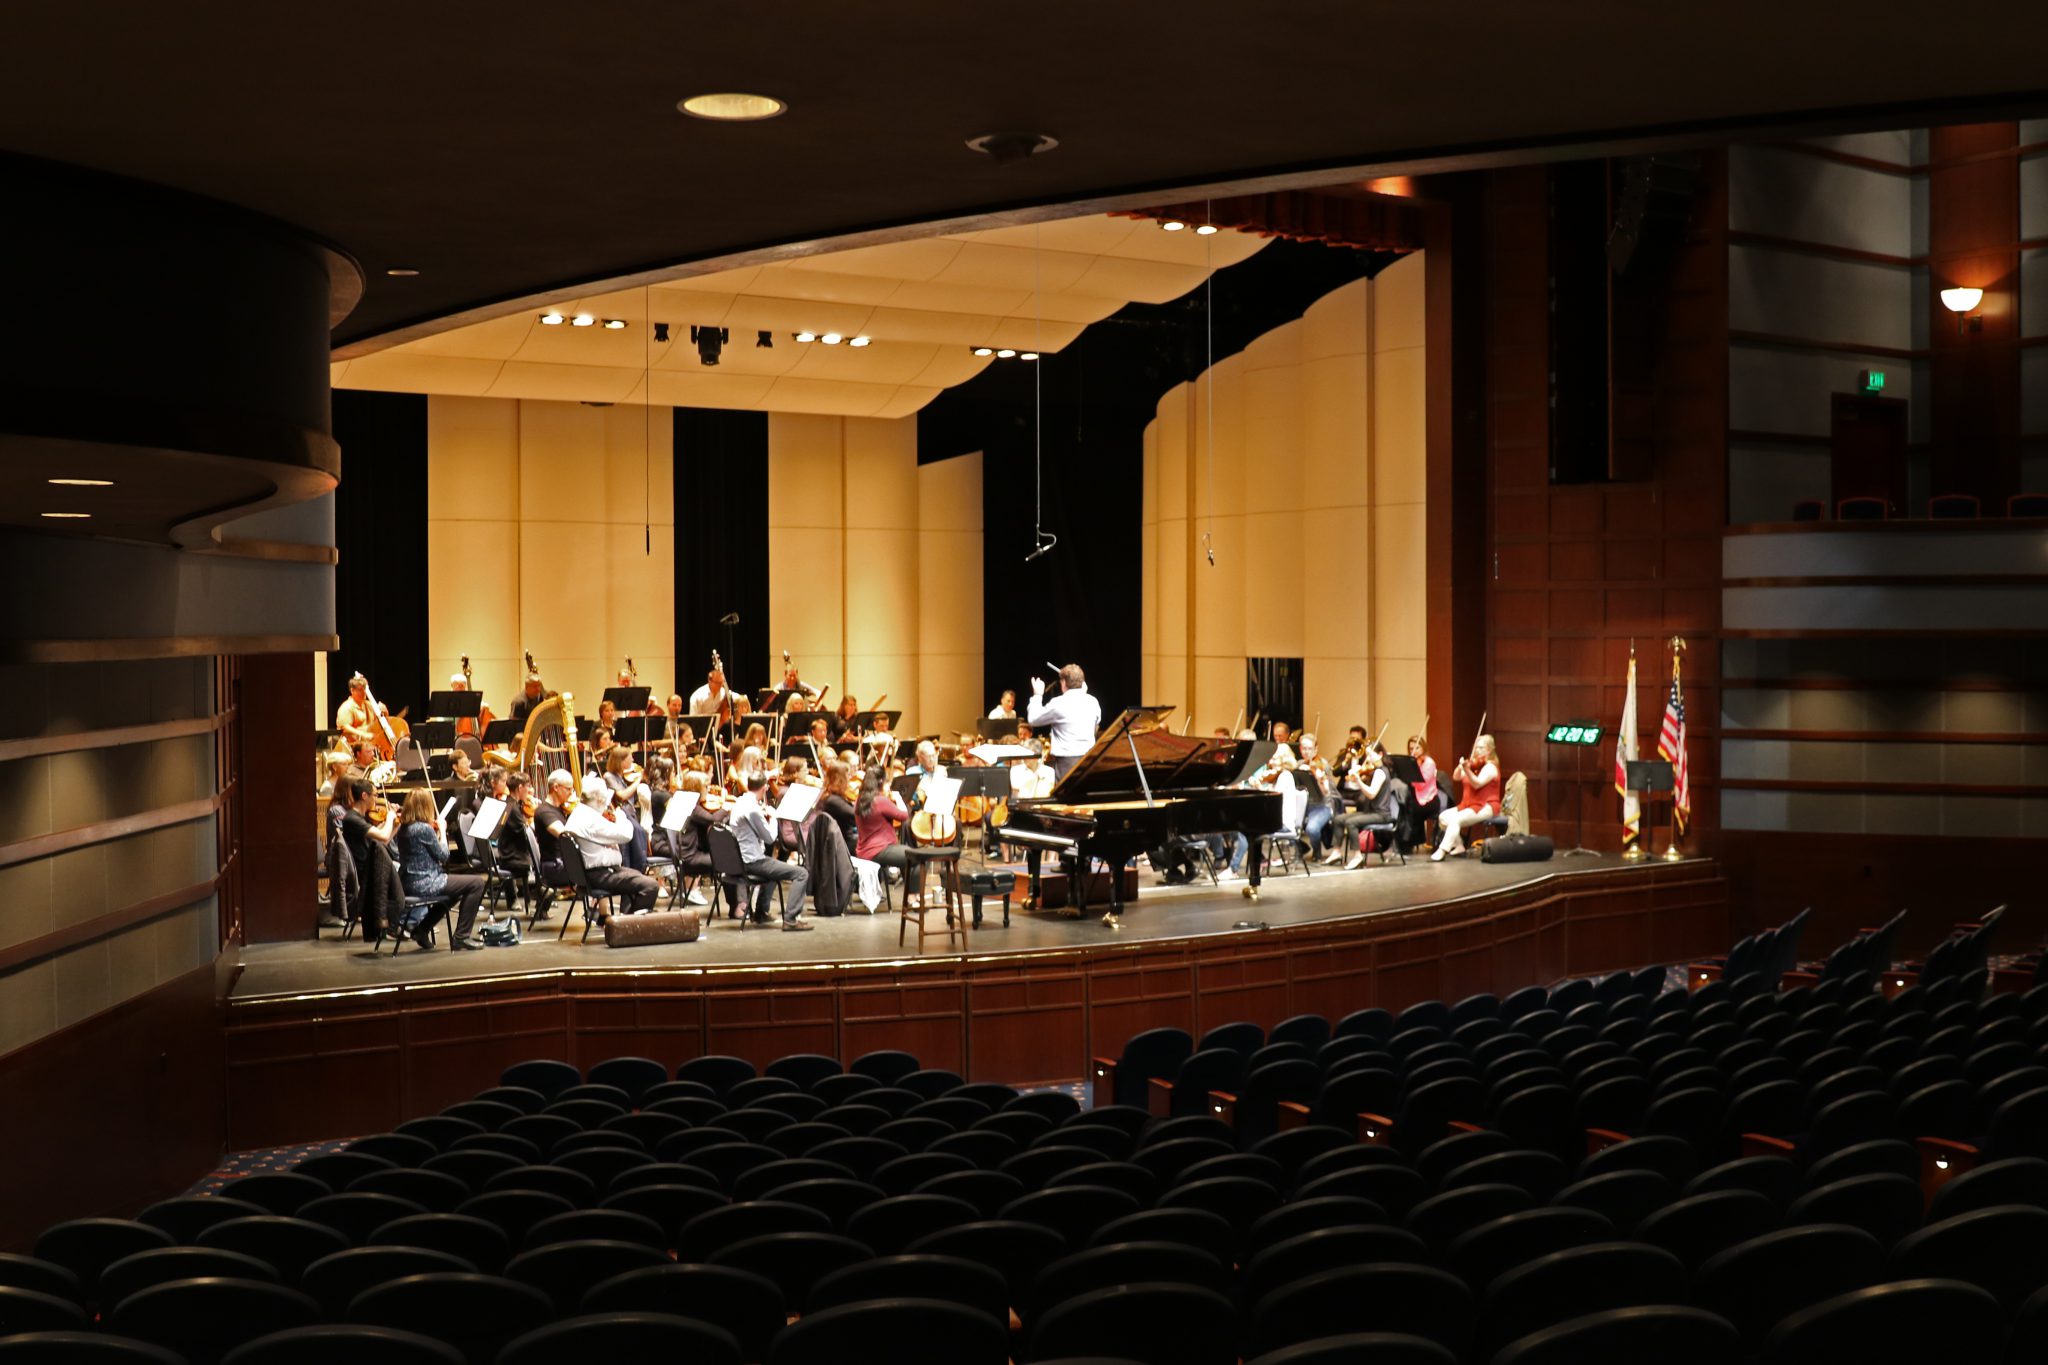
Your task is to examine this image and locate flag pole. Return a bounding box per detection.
[1619,639,1644,862]
[1662,635,1688,861]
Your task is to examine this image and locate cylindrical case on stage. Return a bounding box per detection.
[604,909,701,946]
[1480,834,1555,864]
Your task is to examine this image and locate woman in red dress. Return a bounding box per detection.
[1433,734,1501,861]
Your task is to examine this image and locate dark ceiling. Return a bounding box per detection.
[4,3,2044,349]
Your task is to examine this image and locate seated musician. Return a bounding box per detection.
[855,764,914,905]
[1327,742,1388,868]
[449,671,479,737]
[568,774,660,914]
[742,721,770,754]
[510,669,547,725]
[668,770,720,909]
[666,693,688,728]
[768,662,821,714]
[499,772,538,911]
[532,769,579,905]
[588,725,615,769]
[987,689,1019,724]
[833,695,862,741]
[906,740,942,779]
[1408,735,1444,835]
[596,698,619,736]
[319,750,353,801]
[819,761,858,849]
[806,716,834,755]
[730,771,812,930]
[1269,721,1297,765]
[1010,741,1055,800]
[602,745,653,871]
[393,788,487,950]
[1296,733,1337,855]
[340,778,402,944]
[1433,734,1501,861]
[689,666,730,718]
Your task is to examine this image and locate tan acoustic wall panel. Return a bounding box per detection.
[1141,256,1428,744]
[427,396,673,713]
[767,414,981,739]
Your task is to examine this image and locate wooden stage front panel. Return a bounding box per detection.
[222,858,1726,1149]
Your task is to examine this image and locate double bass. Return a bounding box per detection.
[360,675,410,761]
[458,653,496,739]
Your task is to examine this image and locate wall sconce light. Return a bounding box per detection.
[1940,286,1984,333]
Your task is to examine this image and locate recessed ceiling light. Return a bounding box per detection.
[1194,224,1219,236]
[794,331,816,343]
[539,312,565,325]
[48,478,113,487]
[972,347,994,357]
[41,511,90,519]
[602,318,627,330]
[996,348,1017,358]
[1161,220,1187,232]
[820,332,843,345]
[1020,352,1039,361]
[848,335,871,348]
[570,314,595,328]
[385,267,421,277]
[679,92,787,122]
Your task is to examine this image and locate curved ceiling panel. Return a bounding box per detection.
[333,214,1268,417]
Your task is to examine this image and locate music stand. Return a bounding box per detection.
[1625,758,1678,861]
[953,766,1012,866]
[602,686,651,713]
[613,716,653,755]
[428,691,482,721]
[410,720,457,753]
[1546,721,1604,858]
[482,719,521,747]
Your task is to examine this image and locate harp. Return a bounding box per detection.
[517,690,582,791]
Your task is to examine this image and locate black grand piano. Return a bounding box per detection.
[1002,706,1282,924]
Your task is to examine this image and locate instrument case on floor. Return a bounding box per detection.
[1480,833,1554,864]
[604,909,701,946]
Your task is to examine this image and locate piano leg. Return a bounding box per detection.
[1060,854,1085,919]
[1022,846,1043,914]
[1103,857,1126,927]
[1243,837,1265,901]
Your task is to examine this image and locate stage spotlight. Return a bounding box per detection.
[795,331,816,343]
[757,330,773,347]
[602,318,626,329]
[996,348,1016,358]
[653,322,670,343]
[1020,352,1039,361]
[539,311,565,325]
[1194,224,1219,235]
[1161,220,1187,232]
[848,335,871,347]
[690,325,729,366]
[821,332,843,344]
[570,313,595,327]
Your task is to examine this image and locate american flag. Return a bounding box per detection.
[1657,657,1690,834]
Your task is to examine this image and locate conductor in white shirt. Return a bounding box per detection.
[1027,663,1102,784]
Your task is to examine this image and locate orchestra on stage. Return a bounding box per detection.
[319,649,1516,948]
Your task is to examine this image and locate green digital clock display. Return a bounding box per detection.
[1545,723,1604,746]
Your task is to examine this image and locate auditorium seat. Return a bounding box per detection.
[578,1262,785,1360]
[1029,1282,1241,1365]
[1493,1305,1742,1365]
[220,1325,465,1365]
[106,1277,321,1365]
[1760,1278,2003,1365]
[0,1334,185,1364]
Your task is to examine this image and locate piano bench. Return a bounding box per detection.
[961,869,1015,928]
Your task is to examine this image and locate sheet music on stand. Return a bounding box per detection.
[921,774,962,821]
[660,791,699,832]
[602,686,652,712]
[469,795,507,842]
[772,782,822,824]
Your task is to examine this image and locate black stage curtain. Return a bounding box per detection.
[329,390,428,726]
[674,408,768,705]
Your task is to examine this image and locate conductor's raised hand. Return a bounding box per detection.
[1030,676,1046,699]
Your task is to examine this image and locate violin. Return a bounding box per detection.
[520,794,536,822]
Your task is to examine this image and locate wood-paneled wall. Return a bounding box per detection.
[223,858,1725,1148]
[1481,161,1730,851]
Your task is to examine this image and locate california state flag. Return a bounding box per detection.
[1615,651,1641,847]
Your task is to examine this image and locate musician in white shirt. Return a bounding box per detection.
[1026,664,1102,782]
[688,666,731,717]
[565,775,660,913]
[987,690,1019,724]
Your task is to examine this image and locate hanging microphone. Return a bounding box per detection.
[719,612,741,625]
[1024,531,1057,563]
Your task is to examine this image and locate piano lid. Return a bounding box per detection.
[1046,706,1269,803]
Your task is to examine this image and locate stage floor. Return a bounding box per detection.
[231,851,1688,1002]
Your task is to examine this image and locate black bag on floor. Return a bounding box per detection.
[1480,833,1554,864]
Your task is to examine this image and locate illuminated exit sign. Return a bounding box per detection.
[1859,369,1886,394]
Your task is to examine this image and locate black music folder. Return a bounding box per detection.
[603,686,652,712]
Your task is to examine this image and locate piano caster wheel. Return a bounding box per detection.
[1021,896,1038,915]
[1242,885,1260,901]
[1101,912,1121,928]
